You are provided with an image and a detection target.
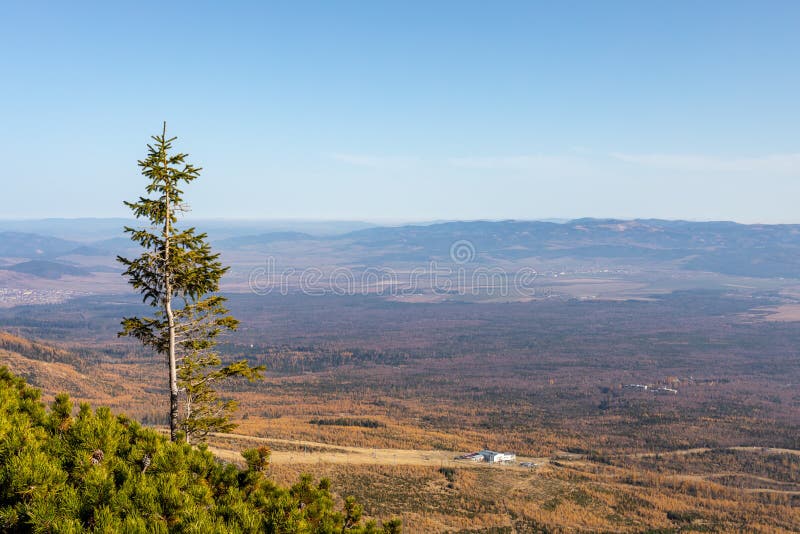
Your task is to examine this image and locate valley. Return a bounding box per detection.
[2,219,800,531]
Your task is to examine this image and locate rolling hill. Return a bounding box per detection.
[0,260,90,279]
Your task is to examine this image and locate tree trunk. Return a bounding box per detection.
[162,122,179,442]
[166,293,178,441]
[185,392,193,444]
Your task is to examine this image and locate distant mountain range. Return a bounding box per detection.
[0,260,90,279]
[212,219,800,278]
[0,232,84,259]
[215,231,316,248]
[1,219,800,279]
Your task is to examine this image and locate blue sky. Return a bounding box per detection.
[1,1,798,222]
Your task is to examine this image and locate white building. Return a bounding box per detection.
[479,450,516,463]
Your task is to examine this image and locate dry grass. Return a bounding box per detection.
[205,432,546,470]
[203,432,800,533]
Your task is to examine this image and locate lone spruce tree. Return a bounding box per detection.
[119,123,262,441]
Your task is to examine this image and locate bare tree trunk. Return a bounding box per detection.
[184,391,193,444]
[162,122,179,442]
[165,290,178,441]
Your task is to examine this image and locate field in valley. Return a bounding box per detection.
[2,286,800,531]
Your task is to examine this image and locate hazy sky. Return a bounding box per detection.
[1,2,799,222]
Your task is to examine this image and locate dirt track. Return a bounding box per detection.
[204,431,548,470]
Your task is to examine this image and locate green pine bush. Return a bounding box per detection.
[0,367,400,533]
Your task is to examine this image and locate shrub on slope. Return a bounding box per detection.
[0,367,400,533]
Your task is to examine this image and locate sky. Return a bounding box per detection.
[1,1,799,223]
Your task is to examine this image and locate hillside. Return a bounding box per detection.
[0,330,87,366]
[0,232,80,259]
[0,331,160,419]
[0,260,89,279]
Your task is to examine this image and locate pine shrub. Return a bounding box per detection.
[0,367,399,533]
